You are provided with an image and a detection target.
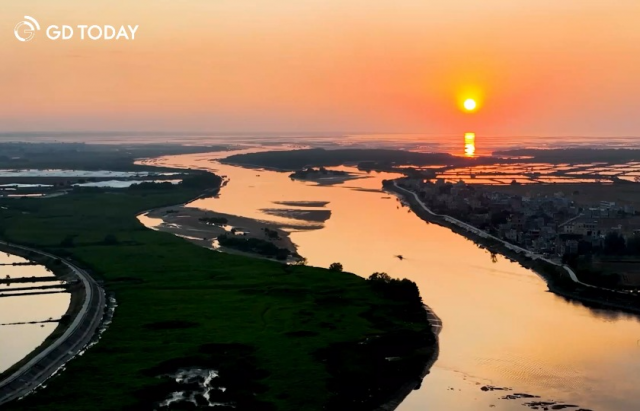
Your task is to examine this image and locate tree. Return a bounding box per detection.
[263,228,280,239]
[181,172,223,189]
[293,257,308,266]
[627,236,640,255]
[367,272,422,305]
[329,262,343,272]
[368,272,392,283]
[604,232,626,255]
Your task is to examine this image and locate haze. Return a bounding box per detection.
[2,0,640,136]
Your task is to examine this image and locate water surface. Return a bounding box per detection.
[0,253,70,374]
[143,148,640,411]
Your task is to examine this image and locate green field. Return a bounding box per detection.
[0,186,433,410]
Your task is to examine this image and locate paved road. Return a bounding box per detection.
[392,182,597,288]
[0,242,106,406]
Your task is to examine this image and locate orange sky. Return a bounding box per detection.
[2,1,640,135]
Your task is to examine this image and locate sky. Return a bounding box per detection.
[2,0,640,136]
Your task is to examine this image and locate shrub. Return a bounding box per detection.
[329,262,343,272]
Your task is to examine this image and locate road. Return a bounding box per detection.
[0,241,106,406]
[392,182,597,288]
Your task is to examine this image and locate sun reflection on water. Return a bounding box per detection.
[464,132,476,157]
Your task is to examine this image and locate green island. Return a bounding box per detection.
[289,167,348,179]
[0,163,435,410]
[222,148,487,170]
[216,234,297,261]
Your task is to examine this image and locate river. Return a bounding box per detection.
[141,147,640,411]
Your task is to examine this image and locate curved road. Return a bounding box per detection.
[0,241,106,406]
[392,182,596,288]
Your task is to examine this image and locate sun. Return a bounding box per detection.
[463,98,477,111]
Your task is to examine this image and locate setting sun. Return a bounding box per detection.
[463,99,477,111]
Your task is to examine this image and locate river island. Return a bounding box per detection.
[0,143,437,411]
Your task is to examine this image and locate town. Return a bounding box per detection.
[396,177,640,283]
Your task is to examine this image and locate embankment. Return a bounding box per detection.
[386,181,640,316]
[0,241,106,406]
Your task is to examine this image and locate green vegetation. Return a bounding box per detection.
[0,141,226,171]
[131,172,223,192]
[223,148,485,170]
[199,216,229,226]
[289,167,348,179]
[314,273,432,410]
[217,234,293,261]
[263,228,280,240]
[181,172,224,189]
[328,262,343,272]
[0,185,432,411]
[128,181,176,190]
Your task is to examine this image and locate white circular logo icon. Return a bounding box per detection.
[14,16,40,42]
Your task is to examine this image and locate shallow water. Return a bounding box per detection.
[73,179,181,188]
[142,148,640,411]
[0,169,176,178]
[0,253,70,374]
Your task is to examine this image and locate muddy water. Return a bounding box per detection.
[0,253,70,374]
[141,148,640,411]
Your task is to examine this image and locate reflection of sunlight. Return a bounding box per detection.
[464,133,475,157]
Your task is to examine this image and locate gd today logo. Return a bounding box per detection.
[14,16,40,42]
[13,15,139,42]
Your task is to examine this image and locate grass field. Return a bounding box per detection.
[0,187,432,411]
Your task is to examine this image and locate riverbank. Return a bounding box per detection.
[139,147,640,411]
[0,244,82,378]
[289,167,363,186]
[143,205,306,262]
[0,184,436,411]
[386,180,640,316]
[143,207,442,411]
[0,241,106,406]
[376,304,441,411]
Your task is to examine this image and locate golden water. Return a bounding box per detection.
[0,253,69,373]
[142,148,640,411]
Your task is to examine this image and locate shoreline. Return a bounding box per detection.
[289,171,364,186]
[142,198,441,410]
[290,174,362,185]
[144,201,441,410]
[0,241,106,406]
[0,244,83,379]
[143,205,310,262]
[143,198,442,411]
[386,181,640,317]
[376,304,442,411]
[134,159,441,410]
[1,155,437,410]
[139,202,440,410]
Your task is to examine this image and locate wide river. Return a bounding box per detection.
[140,146,640,411]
